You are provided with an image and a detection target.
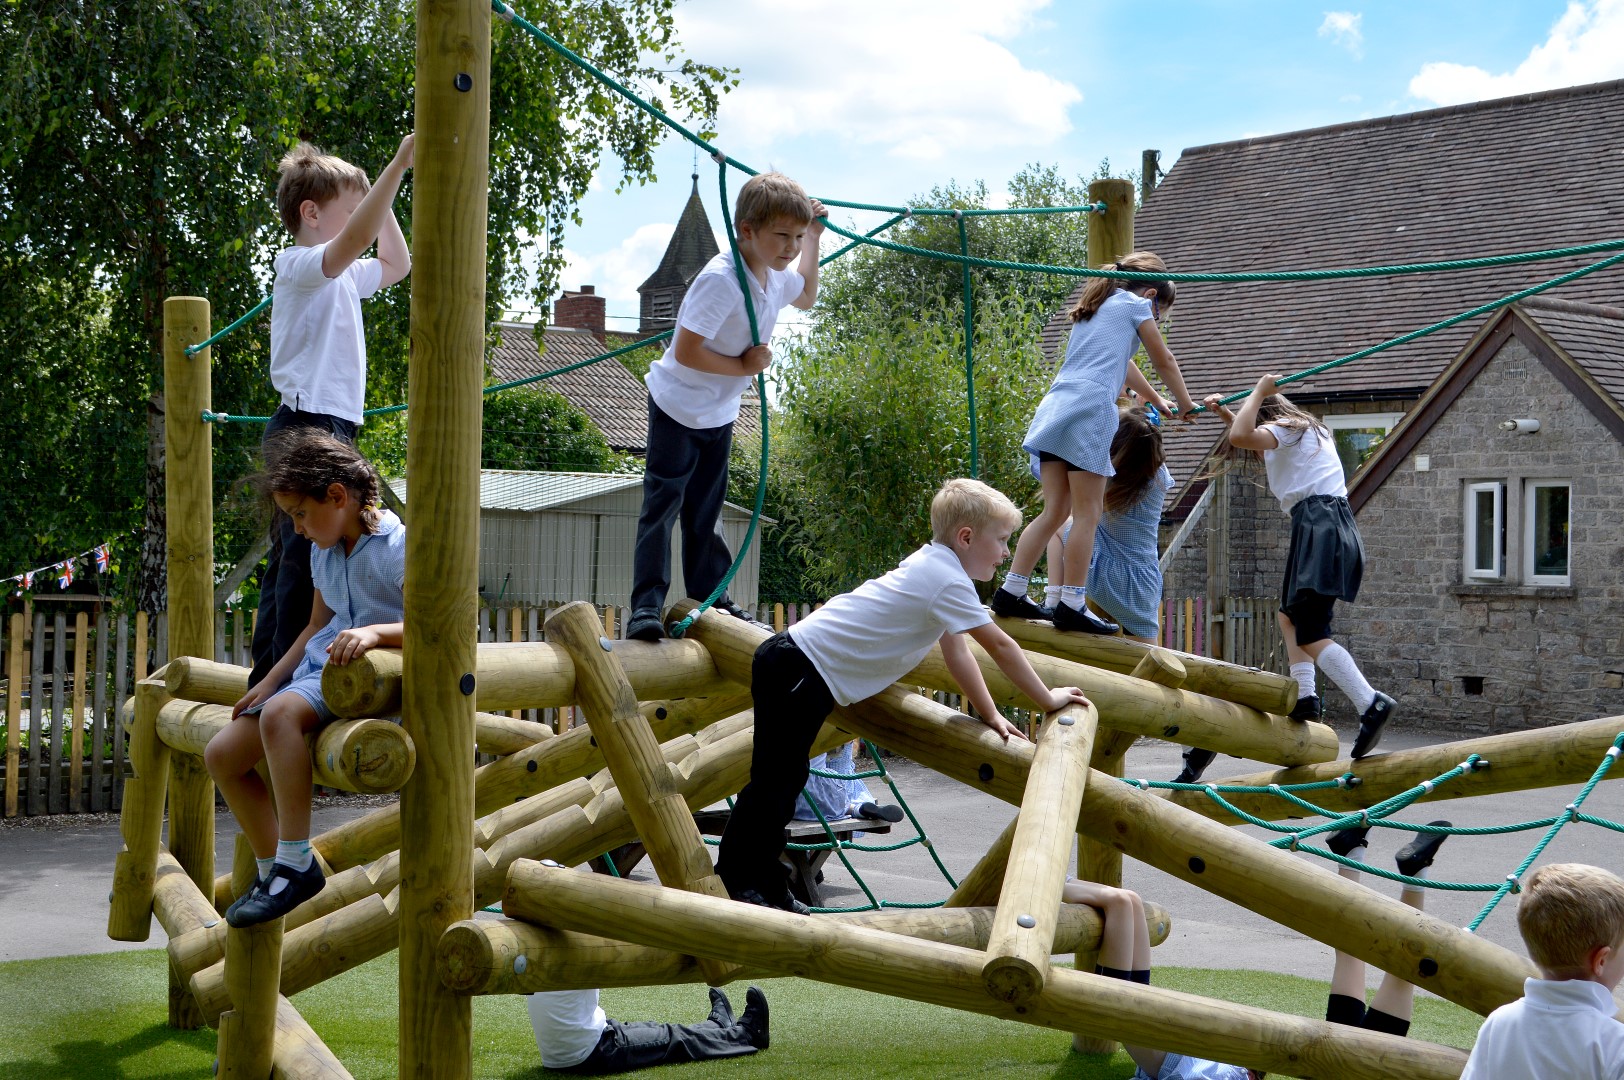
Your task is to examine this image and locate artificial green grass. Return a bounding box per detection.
[0,949,1481,1079]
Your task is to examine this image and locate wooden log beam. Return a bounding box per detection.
[943,813,1018,908]
[320,638,732,718]
[544,604,734,985]
[673,600,1335,768]
[152,850,221,941]
[824,684,1535,1017]
[1071,724,1137,1055]
[154,699,415,795]
[108,677,173,941]
[218,922,282,1078]
[269,995,355,1079]
[995,615,1296,715]
[1164,714,1624,823]
[436,898,1172,995]
[983,703,1097,1003]
[165,656,549,756]
[503,862,1469,1080]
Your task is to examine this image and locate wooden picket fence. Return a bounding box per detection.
[1161,595,1289,674]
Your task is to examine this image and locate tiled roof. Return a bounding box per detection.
[639,175,720,293]
[489,322,652,451]
[487,321,762,454]
[391,469,764,517]
[1050,78,1624,501]
[1518,297,1624,407]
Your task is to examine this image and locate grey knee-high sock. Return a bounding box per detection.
[1316,643,1375,713]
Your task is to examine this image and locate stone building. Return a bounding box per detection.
[1041,78,1624,727]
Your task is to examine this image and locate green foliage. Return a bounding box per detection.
[481,384,617,472]
[773,293,1054,595]
[0,0,728,609]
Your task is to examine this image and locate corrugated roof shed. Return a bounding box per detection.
[1047,78,1624,502]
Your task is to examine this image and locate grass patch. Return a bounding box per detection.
[0,950,1480,1079]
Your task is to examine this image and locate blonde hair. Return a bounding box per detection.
[1517,863,1624,978]
[1069,251,1175,322]
[1255,392,1329,439]
[735,171,814,229]
[930,479,1021,544]
[277,142,370,235]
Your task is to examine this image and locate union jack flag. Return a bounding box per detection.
[21,570,33,590]
[57,560,73,589]
[94,544,111,572]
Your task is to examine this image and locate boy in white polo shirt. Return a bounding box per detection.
[1461,862,1624,1079]
[715,478,1090,913]
[626,172,826,641]
[249,135,413,685]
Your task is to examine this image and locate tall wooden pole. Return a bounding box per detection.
[400,2,488,1074]
[162,295,215,1028]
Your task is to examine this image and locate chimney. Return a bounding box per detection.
[553,285,606,344]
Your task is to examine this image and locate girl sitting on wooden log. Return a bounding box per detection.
[204,431,405,928]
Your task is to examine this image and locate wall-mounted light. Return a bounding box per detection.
[1499,418,1540,434]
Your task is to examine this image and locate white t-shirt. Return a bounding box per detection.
[644,251,805,429]
[1261,422,1345,514]
[789,543,989,706]
[527,989,607,1069]
[1459,978,1624,1080]
[269,243,384,424]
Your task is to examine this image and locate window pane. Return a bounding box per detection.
[1472,489,1497,571]
[1332,427,1388,481]
[1532,485,1570,577]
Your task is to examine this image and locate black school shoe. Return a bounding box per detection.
[1173,748,1218,785]
[1051,601,1120,635]
[729,885,811,916]
[990,588,1049,621]
[626,608,665,641]
[1326,824,1370,857]
[857,801,905,823]
[225,859,325,928]
[1289,694,1323,721]
[713,599,768,628]
[705,987,736,1028]
[739,986,770,1050]
[1395,822,1451,876]
[1351,691,1396,759]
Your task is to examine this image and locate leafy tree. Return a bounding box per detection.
[480,385,619,473]
[0,0,728,609]
[772,293,1054,595]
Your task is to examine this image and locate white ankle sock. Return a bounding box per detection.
[269,840,313,896]
[1316,643,1375,713]
[1000,572,1030,596]
[1059,585,1086,611]
[1043,585,1061,607]
[256,856,276,882]
[1290,662,1317,699]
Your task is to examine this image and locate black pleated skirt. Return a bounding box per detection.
[1281,494,1364,607]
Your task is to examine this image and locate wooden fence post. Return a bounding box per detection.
[4,613,20,817]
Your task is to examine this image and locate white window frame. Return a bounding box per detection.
[1324,413,1404,480]
[1522,479,1572,587]
[1464,481,1505,580]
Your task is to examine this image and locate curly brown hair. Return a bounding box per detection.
[259,430,383,533]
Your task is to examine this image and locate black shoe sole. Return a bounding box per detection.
[857,802,905,823]
[625,612,666,641]
[1051,604,1119,635]
[1288,695,1322,721]
[1395,821,1451,876]
[1352,692,1396,759]
[990,590,1049,621]
[1173,748,1217,785]
[1327,825,1370,857]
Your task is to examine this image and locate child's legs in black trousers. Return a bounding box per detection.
[716,634,834,896]
[248,407,357,685]
[630,399,734,615]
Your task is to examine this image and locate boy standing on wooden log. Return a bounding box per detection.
[716,478,1089,914]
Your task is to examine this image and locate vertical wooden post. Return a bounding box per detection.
[162,295,216,1027]
[1206,471,1229,662]
[4,613,20,817]
[27,612,43,815]
[400,3,488,1075]
[70,611,88,812]
[217,842,282,1078]
[49,613,65,813]
[1073,176,1135,1056]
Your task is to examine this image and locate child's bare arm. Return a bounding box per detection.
[323,133,415,280]
[1224,374,1282,451]
[1123,362,1172,415]
[965,621,1090,714]
[672,326,770,376]
[327,622,403,666]
[939,631,1026,741]
[233,592,335,717]
[1137,321,1199,419]
[791,199,827,311]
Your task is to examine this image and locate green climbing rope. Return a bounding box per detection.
[185,294,272,357]
[957,214,978,478]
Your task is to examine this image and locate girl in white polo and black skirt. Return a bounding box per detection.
[1190,374,1394,784]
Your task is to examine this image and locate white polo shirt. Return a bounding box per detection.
[789,543,989,705]
[527,989,607,1069]
[1262,422,1345,514]
[269,243,383,424]
[644,251,804,429]
[1460,977,1624,1080]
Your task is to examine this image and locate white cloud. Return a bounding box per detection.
[1409,0,1624,105]
[1318,11,1364,58]
[672,0,1081,162]
[554,222,680,315]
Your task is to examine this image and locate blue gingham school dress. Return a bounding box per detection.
[273,509,406,722]
[1022,290,1156,477]
[1086,465,1173,639]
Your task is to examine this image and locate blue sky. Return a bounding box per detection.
[541,0,1624,330]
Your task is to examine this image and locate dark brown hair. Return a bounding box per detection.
[260,430,383,533]
[276,142,370,235]
[1103,406,1165,514]
[1069,250,1175,322]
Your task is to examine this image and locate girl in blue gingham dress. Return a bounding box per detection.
[1086,405,1173,642]
[994,252,1200,635]
[205,431,405,929]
